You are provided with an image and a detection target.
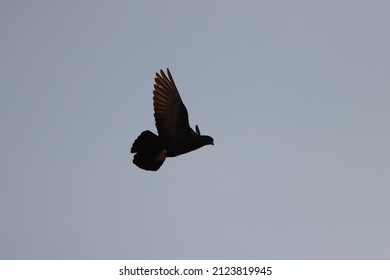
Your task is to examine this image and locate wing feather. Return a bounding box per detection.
[153,69,192,139]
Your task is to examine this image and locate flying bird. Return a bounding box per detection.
[130,69,214,171]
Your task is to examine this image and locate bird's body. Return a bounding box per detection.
[130,69,213,171]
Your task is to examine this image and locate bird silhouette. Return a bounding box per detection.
[130,69,214,171]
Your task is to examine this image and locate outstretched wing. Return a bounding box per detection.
[153,69,192,140]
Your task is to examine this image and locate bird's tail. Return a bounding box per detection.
[130,130,166,171]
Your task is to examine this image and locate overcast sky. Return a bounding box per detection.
[1,0,389,259]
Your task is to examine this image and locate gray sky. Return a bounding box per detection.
[1,0,389,259]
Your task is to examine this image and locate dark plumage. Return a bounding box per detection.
[130,68,214,171]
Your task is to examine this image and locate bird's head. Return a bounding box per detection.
[195,125,214,146]
[202,135,214,146]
